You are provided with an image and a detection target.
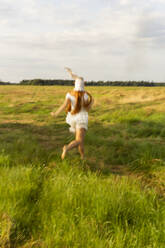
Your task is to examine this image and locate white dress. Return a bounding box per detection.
[65,92,89,133]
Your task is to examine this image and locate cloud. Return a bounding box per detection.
[119,0,131,6]
[136,13,165,49]
[0,0,165,82]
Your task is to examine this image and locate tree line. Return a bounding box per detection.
[0,80,12,85]
[19,79,165,86]
[1,79,165,86]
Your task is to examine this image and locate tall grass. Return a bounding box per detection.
[0,158,164,247]
[0,86,165,247]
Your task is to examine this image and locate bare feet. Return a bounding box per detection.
[61,145,67,160]
[80,155,84,160]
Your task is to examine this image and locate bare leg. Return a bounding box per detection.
[76,128,86,159]
[61,139,80,160]
[78,145,84,159]
[61,128,86,159]
[61,145,67,160]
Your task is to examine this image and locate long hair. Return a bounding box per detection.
[66,91,92,115]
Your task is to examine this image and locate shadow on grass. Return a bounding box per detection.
[1,120,165,247]
[0,122,68,167]
[0,119,165,175]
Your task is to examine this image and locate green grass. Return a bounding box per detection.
[0,160,164,248]
[0,86,165,247]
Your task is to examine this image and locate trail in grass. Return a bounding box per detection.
[0,86,165,247]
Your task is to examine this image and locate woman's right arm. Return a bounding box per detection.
[86,98,94,111]
[84,93,94,111]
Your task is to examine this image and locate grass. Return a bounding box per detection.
[0,85,165,247]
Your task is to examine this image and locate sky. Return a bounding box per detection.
[0,0,165,83]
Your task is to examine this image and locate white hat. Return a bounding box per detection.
[74,78,84,91]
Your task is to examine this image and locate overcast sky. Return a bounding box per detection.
[0,0,165,82]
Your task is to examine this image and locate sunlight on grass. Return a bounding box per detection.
[0,86,165,247]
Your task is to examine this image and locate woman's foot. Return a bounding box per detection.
[61,145,67,160]
[80,154,84,160]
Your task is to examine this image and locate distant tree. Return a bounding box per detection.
[18,79,165,87]
[0,79,11,85]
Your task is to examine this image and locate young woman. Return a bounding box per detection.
[51,68,94,160]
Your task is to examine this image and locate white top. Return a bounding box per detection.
[74,78,84,91]
[65,92,89,130]
[66,92,89,112]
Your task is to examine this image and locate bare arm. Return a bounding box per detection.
[51,98,70,117]
[65,67,82,80]
[86,98,94,111]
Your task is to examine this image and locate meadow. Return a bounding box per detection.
[0,85,165,248]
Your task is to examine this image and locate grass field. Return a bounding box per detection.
[0,85,165,247]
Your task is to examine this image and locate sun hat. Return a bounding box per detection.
[74,77,84,91]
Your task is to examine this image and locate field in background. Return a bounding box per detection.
[0,86,165,247]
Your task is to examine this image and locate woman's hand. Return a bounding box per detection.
[65,67,72,73]
[51,98,70,118]
[51,112,57,117]
[65,67,79,80]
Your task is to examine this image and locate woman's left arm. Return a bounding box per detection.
[51,98,70,117]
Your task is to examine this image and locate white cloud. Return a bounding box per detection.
[119,0,131,6]
[0,0,165,82]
